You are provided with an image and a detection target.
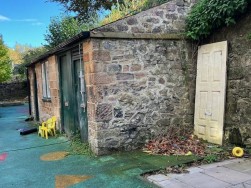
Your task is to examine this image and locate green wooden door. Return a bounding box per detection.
[33,71,39,121]
[73,59,88,142]
[59,53,76,136]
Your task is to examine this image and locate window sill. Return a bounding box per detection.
[42,98,51,102]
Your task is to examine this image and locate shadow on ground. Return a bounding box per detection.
[0,105,197,188]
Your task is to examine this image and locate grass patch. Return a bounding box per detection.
[202,154,219,164]
[67,134,93,156]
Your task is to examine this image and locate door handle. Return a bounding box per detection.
[65,101,69,107]
[205,111,212,116]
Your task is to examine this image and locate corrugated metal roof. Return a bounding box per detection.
[27,31,90,67]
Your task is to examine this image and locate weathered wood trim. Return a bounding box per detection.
[90,31,186,40]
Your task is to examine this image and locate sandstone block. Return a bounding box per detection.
[83,53,90,62]
[112,55,124,61]
[135,73,147,80]
[131,27,143,33]
[83,40,92,52]
[146,17,160,24]
[130,64,142,72]
[107,64,122,74]
[93,73,115,85]
[123,65,129,72]
[167,3,176,12]
[156,118,171,127]
[126,18,138,25]
[95,103,113,122]
[87,102,96,122]
[116,24,129,32]
[116,73,134,80]
[93,50,111,61]
[176,0,185,6]
[51,89,59,97]
[155,10,164,18]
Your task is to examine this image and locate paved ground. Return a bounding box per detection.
[148,158,251,188]
[0,104,198,188]
[3,104,250,188]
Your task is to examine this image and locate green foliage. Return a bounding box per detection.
[7,44,45,79]
[50,0,170,25]
[48,0,170,23]
[202,154,219,163]
[44,16,97,49]
[186,0,248,40]
[0,38,12,82]
[101,0,170,25]
[143,0,169,8]
[48,0,122,22]
[247,33,251,40]
[8,43,32,65]
[22,47,46,66]
[68,134,93,156]
[47,0,171,37]
[14,47,47,78]
[101,0,147,25]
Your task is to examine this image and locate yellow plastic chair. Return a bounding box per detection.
[48,116,57,136]
[38,122,46,138]
[41,118,52,139]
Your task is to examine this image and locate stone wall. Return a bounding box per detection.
[29,56,60,125]
[0,81,28,101]
[204,7,251,145]
[95,0,196,34]
[84,38,196,154]
[84,0,197,154]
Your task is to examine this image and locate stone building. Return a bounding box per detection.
[27,0,200,155]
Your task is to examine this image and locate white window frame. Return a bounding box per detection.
[41,61,51,99]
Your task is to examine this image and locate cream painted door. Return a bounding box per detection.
[194,41,228,145]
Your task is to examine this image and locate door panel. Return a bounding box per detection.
[201,53,210,81]
[59,53,76,136]
[211,91,220,121]
[33,71,39,121]
[199,91,207,120]
[73,59,88,142]
[194,41,228,145]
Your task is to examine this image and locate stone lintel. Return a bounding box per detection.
[90,31,186,40]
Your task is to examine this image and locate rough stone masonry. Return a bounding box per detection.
[0,81,28,101]
[84,0,197,154]
[205,6,251,146]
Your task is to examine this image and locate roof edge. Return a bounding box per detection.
[27,31,90,67]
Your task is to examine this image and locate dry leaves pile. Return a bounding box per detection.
[144,134,206,156]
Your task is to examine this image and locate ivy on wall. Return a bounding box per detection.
[186,0,249,40]
[248,33,251,40]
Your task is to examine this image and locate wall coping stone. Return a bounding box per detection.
[90,32,186,40]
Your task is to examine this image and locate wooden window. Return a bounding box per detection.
[41,61,51,99]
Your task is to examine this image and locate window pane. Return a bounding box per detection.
[42,63,47,98]
[45,61,51,98]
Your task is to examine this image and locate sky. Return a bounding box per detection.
[0,0,64,48]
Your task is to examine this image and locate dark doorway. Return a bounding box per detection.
[33,71,39,121]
